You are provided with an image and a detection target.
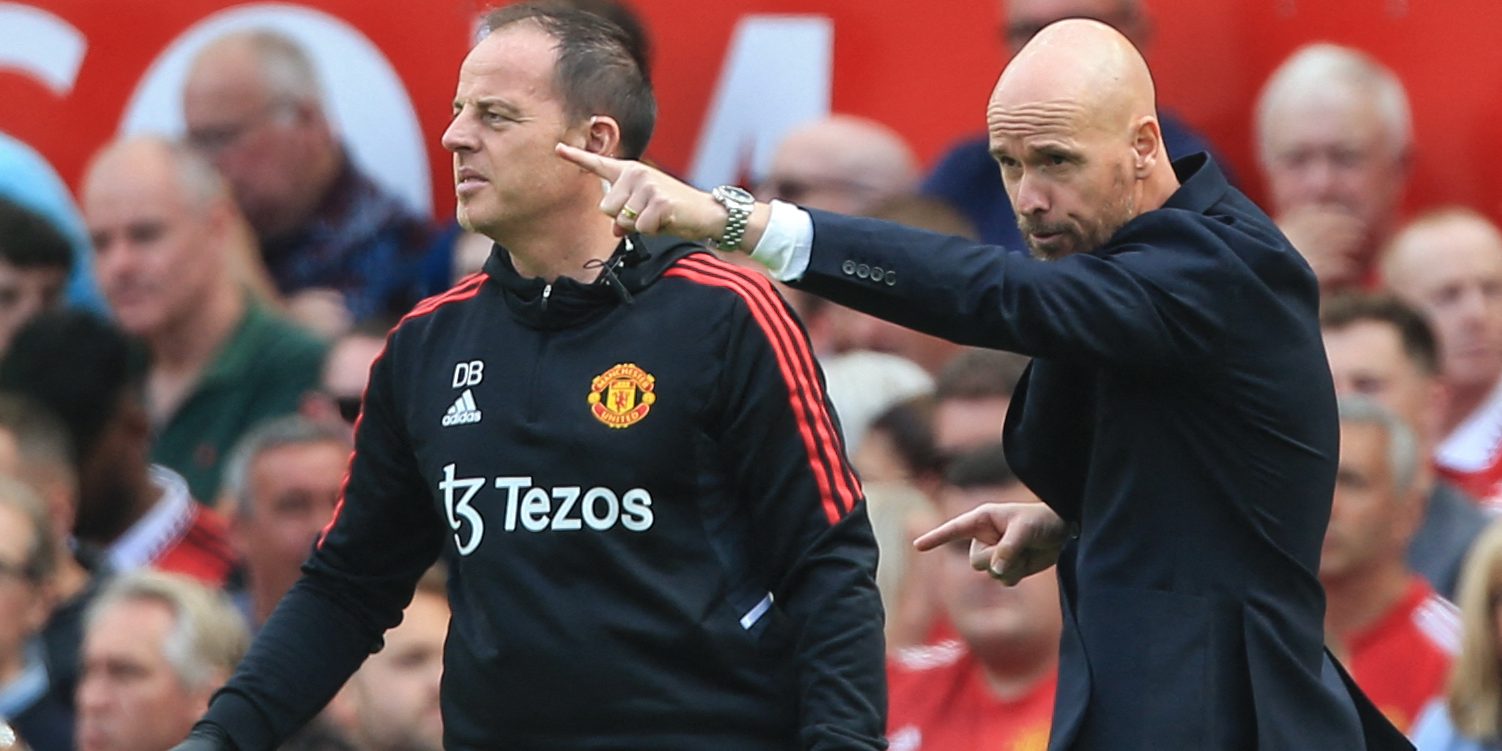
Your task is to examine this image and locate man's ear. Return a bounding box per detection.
[582,115,623,158]
[1130,116,1164,178]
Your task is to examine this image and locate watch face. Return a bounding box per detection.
[717,185,754,205]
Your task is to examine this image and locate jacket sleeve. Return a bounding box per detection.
[199,332,444,751]
[708,270,887,751]
[796,208,1244,372]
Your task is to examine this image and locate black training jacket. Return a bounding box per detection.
[199,236,887,751]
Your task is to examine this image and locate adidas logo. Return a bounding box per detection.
[442,389,483,426]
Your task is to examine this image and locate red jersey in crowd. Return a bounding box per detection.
[1436,380,1502,512]
[886,640,1055,751]
[1346,576,1460,734]
[105,465,237,586]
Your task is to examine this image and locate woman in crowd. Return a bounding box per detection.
[1415,520,1502,750]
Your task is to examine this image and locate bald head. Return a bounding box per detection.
[758,115,919,215]
[82,137,237,336]
[183,30,339,239]
[1381,209,1502,397]
[987,19,1175,259]
[994,19,1156,134]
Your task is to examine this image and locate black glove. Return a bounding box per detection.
[168,723,238,751]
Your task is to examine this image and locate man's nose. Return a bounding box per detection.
[1013,171,1050,216]
[442,114,476,153]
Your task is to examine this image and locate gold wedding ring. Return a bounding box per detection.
[621,206,640,220]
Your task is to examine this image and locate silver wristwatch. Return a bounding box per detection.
[710,185,755,251]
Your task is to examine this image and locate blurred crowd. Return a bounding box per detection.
[2,0,1501,749]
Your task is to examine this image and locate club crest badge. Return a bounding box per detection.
[588,363,657,429]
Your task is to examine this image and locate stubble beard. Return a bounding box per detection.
[1020,170,1139,261]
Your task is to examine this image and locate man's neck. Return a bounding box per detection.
[1323,562,1412,648]
[145,282,246,422]
[499,213,623,284]
[974,643,1058,701]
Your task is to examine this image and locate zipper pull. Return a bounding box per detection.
[541,283,552,311]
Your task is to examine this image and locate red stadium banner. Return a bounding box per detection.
[1,0,1499,224]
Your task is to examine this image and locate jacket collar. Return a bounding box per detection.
[482,234,700,330]
[1161,152,1229,216]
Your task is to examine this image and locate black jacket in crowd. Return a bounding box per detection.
[196,235,886,751]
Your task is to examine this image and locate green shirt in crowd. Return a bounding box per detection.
[150,302,328,503]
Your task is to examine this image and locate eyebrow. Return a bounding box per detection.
[462,97,524,117]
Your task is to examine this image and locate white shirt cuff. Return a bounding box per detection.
[748,200,813,281]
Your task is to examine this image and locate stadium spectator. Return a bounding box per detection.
[301,320,391,434]
[1382,208,1502,510]
[183,30,435,323]
[221,416,349,629]
[0,311,238,586]
[756,115,919,215]
[76,571,248,751]
[0,476,71,750]
[1324,396,1458,733]
[328,567,447,751]
[1257,44,1411,292]
[0,395,108,708]
[886,444,1058,751]
[922,0,1227,249]
[932,349,1030,456]
[0,130,103,311]
[854,394,941,490]
[82,136,326,503]
[1412,520,1502,750]
[0,197,72,355]
[1322,293,1488,599]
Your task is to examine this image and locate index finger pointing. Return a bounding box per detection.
[555,143,623,181]
[913,508,994,552]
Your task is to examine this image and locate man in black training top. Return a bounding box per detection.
[172,5,885,750]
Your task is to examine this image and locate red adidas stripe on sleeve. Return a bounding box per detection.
[666,255,861,525]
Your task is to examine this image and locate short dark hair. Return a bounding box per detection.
[484,2,656,159]
[1320,292,1440,376]
[0,310,142,462]
[539,0,652,76]
[0,196,72,272]
[867,394,941,479]
[935,349,1030,401]
[943,442,1017,490]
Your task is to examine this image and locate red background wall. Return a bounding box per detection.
[2,0,1498,224]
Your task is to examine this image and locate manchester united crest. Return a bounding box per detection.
[587,363,657,429]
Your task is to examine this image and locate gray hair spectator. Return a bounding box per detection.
[221,415,350,628]
[1323,395,1457,734]
[1256,43,1412,292]
[183,29,435,323]
[76,571,248,751]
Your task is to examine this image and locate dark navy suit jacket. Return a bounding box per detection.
[793,155,1412,750]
